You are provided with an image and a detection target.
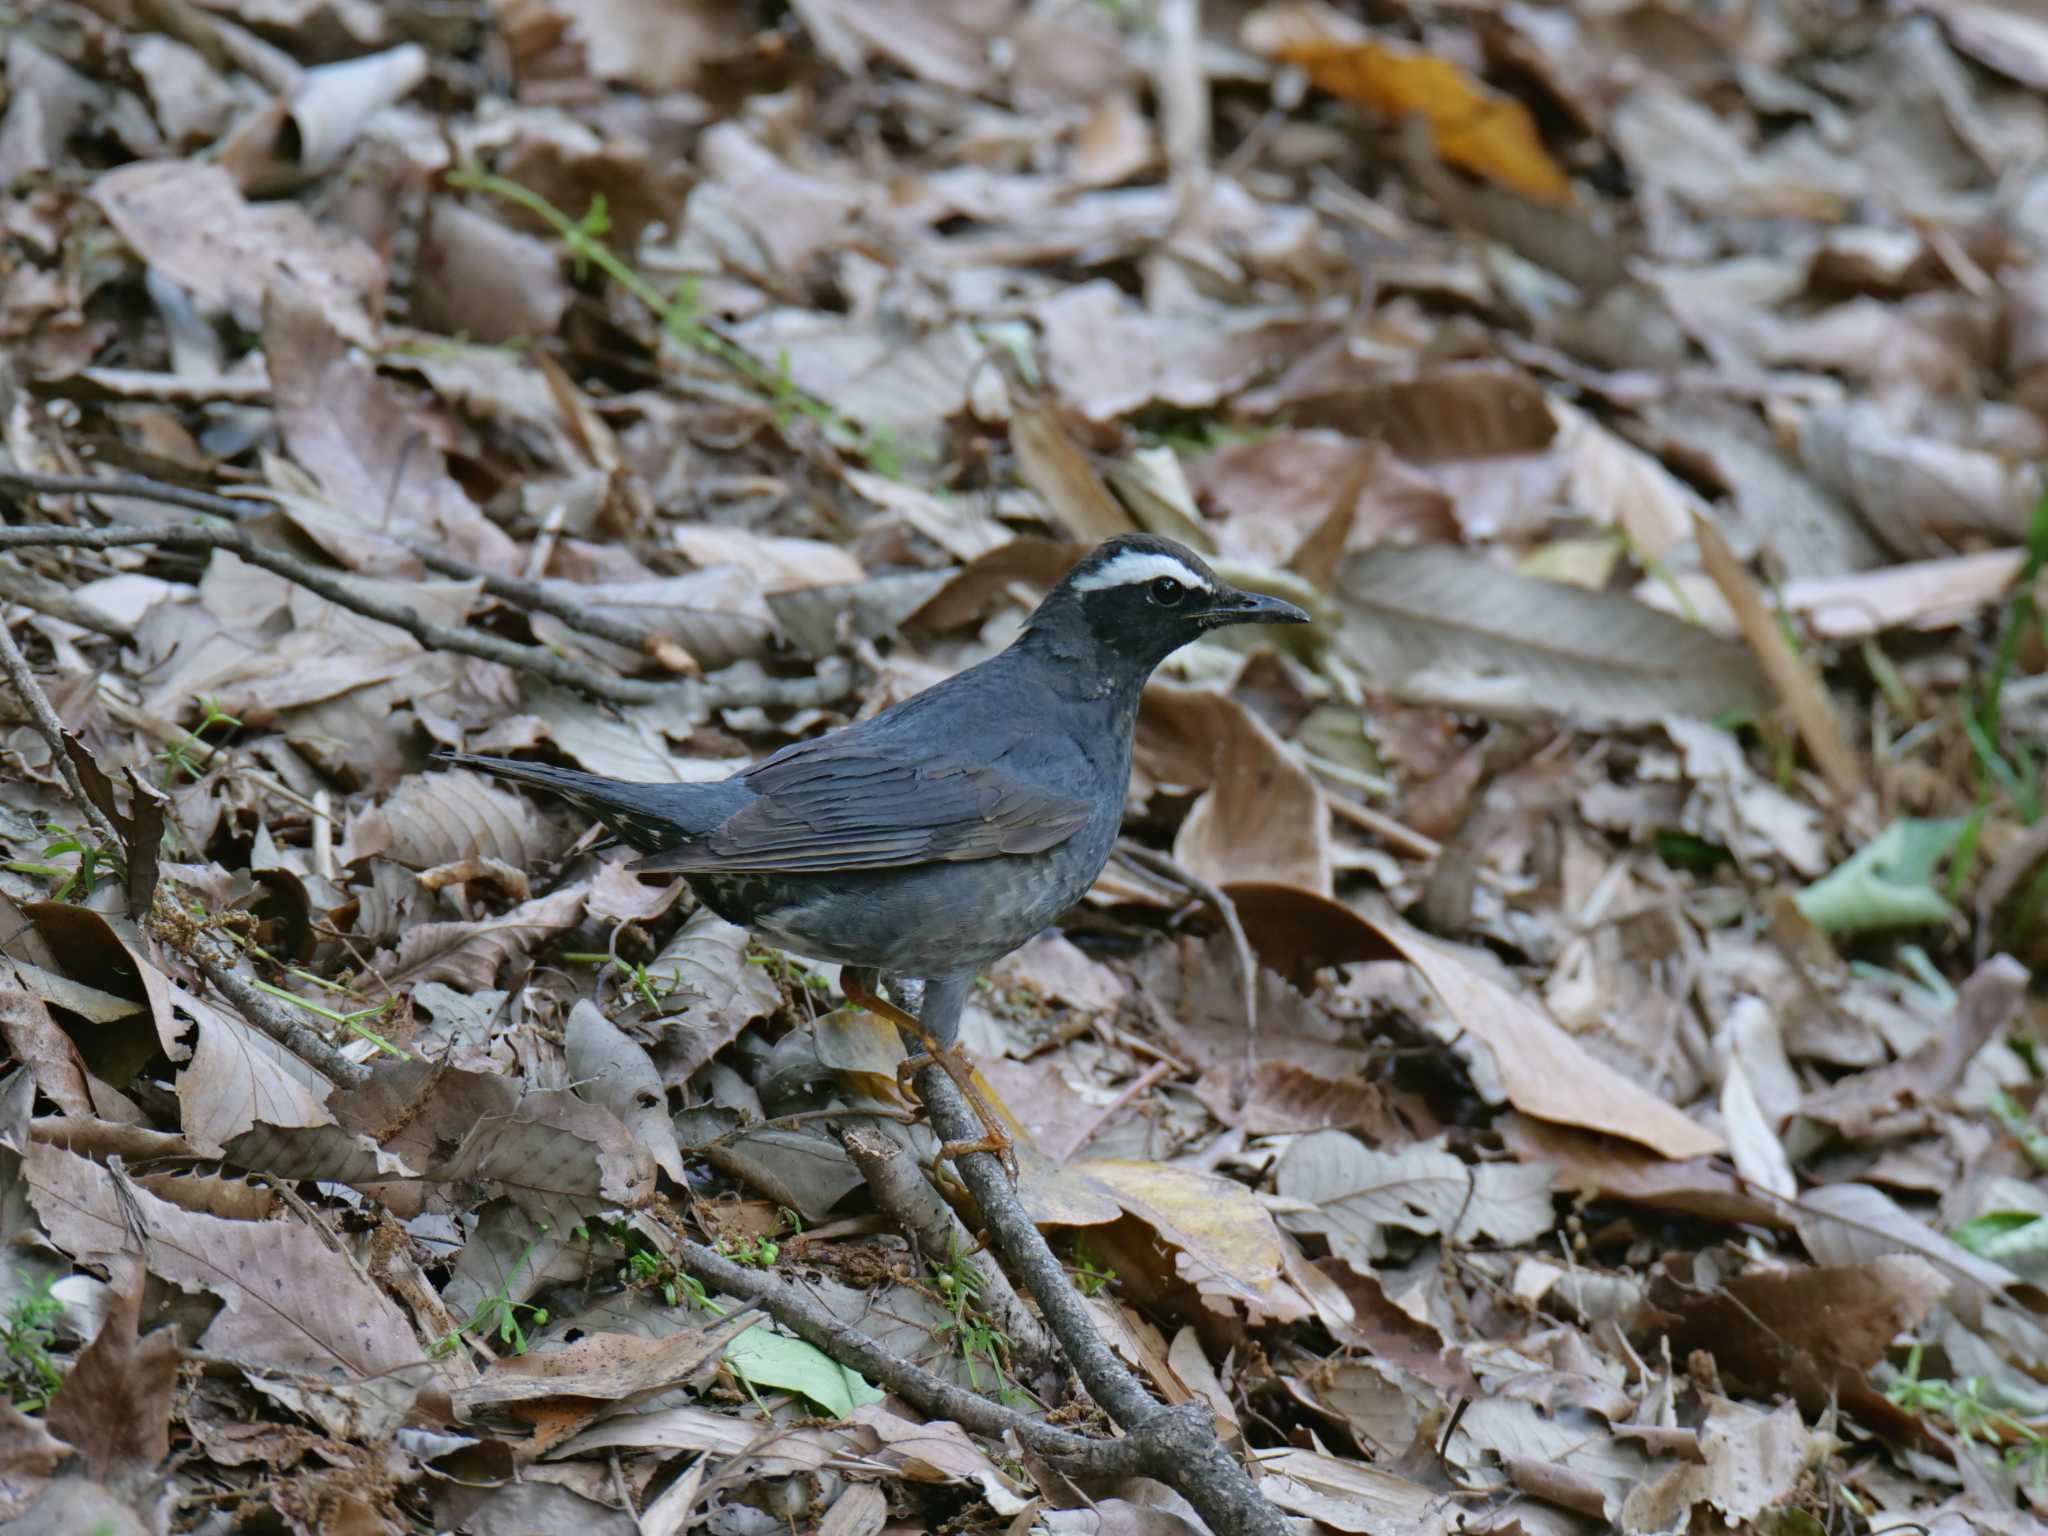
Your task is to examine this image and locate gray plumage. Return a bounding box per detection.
[443,533,1310,1058]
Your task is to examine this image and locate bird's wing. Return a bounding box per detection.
[632,747,1094,875]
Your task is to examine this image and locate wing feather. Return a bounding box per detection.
[633,749,1093,875]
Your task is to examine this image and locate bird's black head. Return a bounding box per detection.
[1022,533,1311,679]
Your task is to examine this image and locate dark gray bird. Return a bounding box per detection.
[443,533,1310,1169]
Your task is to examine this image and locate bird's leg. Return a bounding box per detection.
[842,968,1017,1178]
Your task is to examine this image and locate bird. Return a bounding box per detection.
[441,533,1311,1173]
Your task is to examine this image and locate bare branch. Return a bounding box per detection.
[0,482,849,710]
[917,1067,1290,1536]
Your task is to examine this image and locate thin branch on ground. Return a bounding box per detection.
[669,1228,1213,1483]
[842,1124,1062,1387]
[0,616,124,853]
[192,949,371,1090]
[0,483,848,710]
[4,470,729,663]
[915,1065,1290,1536]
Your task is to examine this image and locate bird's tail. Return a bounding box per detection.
[437,752,705,854]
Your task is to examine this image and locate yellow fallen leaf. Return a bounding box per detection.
[1247,5,1570,205]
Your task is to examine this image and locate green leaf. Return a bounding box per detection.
[1951,1210,2048,1258]
[1792,818,1964,933]
[724,1328,882,1417]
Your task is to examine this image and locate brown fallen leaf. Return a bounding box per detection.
[1292,367,1560,464]
[370,883,587,990]
[266,279,520,575]
[991,351,1137,543]
[1693,510,1863,805]
[1193,1060,1395,1138]
[1500,1116,1783,1228]
[565,999,684,1186]
[1024,1156,1305,1325]
[1365,910,1724,1159]
[1276,1132,1556,1265]
[1244,3,1571,205]
[1134,685,1332,894]
[0,1402,71,1520]
[1337,543,1773,725]
[1621,1398,1829,1531]
[0,990,92,1117]
[1652,1254,1948,1437]
[25,1144,427,1385]
[41,1258,177,1496]
[89,160,381,346]
[1801,954,2027,1136]
[454,1312,759,1415]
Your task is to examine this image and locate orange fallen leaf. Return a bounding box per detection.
[1247,5,1569,205]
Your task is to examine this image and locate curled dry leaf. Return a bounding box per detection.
[341,767,571,873]
[565,998,684,1184]
[217,44,429,193]
[1134,685,1332,894]
[370,883,588,990]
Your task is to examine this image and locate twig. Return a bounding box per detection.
[841,1125,1061,1385]
[1060,1059,1172,1163]
[194,950,370,1089]
[0,557,132,640]
[0,469,775,672]
[669,1231,1202,1481]
[0,615,123,852]
[916,1067,1288,1536]
[0,508,847,710]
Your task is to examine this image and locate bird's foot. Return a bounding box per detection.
[843,967,1018,1180]
[896,1047,1019,1179]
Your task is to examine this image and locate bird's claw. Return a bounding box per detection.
[896,1048,1019,1180]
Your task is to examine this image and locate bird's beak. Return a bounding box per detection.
[1197,587,1313,629]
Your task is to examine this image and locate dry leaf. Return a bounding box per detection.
[371,884,587,989]
[25,1144,425,1384]
[90,160,380,345]
[1366,912,1725,1159]
[1246,3,1571,204]
[565,999,684,1185]
[1276,1132,1556,1265]
[0,991,92,1117]
[1337,544,1772,726]
[1693,511,1863,804]
[41,1260,176,1495]
[1136,685,1333,894]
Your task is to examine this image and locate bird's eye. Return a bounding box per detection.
[1147,577,1187,607]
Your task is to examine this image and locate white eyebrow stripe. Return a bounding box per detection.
[1070,550,1215,594]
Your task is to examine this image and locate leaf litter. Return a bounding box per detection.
[2,0,2048,1532]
